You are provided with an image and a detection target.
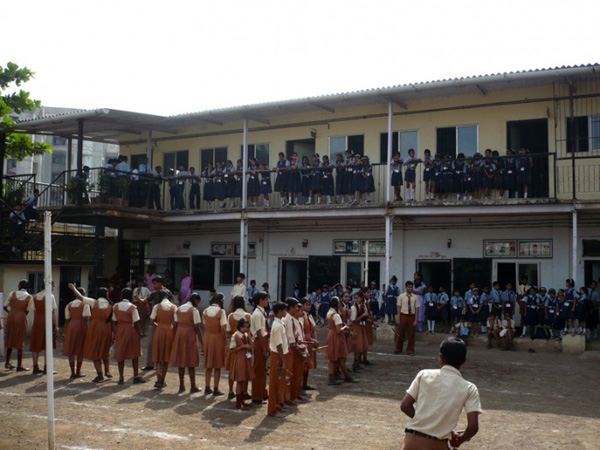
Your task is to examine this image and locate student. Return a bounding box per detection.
[232,159,244,208]
[403,148,422,202]
[342,150,355,203]
[453,153,466,200]
[287,152,302,206]
[213,161,226,208]
[307,153,322,205]
[4,280,32,371]
[501,282,517,319]
[287,298,308,401]
[360,156,375,203]
[259,163,272,207]
[68,283,112,383]
[385,276,401,325]
[421,149,433,200]
[202,163,215,208]
[455,315,470,340]
[490,281,503,317]
[500,312,515,351]
[113,288,146,384]
[175,164,188,210]
[413,272,427,332]
[300,155,312,204]
[230,273,247,309]
[150,291,176,389]
[487,312,502,349]
[300,297,318,391]
[424,285,438,334]
[467,287,482,336]
[142,276,172,371]
[188,166,201,209]
[133,277,151,335]
[170,292,203,394]
[563,279,577,334]
[522,286,539,339]
[30,283,58,375]
[479,286,490,334]
[437,285,450,330]
[517,147,533,198]
[326,296,355,384]
[321,155,335,205]
[247,158,260,207]
[250,292,270,404]
[63,287,92,379]
[368,281,380,320]
[150,166,163,211]
[400,338,482,450]
[318,284,331,326]
[450,289,464,334]
[349,291,369,372]
[267,302,289,417]
[226,296,252,400]
[203,293,227,395]
[545,288,559,339]
[222,159,235,208]
[575,286,589,335]
[274,152,290,206]
[395,281,419,356]
[229,318,254,410]
[334,153,346,204]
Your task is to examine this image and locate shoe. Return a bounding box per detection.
[252,399,266,404]
[190,386,201,394]
[118,378,125,385]
[141,366,154,371]
[243,393,252,400]
[155,381,166,389]
[228,392,236,400]
[104,372,113,378]
[178,386,185,393]
[92,375,104,383]
[302,385,316,391]
[16,366,29,372]
[362,360,374,366]
[32,367,43,375]
[73,373,85,379]
[132,376,147,384]
[204,387,213,395]
[69,374,76,380]
[213,389,225,396]
[328,378,342,385]
[344,377,358,383]
[407,352,415,356]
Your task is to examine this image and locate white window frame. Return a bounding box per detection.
[328,134,365,156]
[240,142,271,167]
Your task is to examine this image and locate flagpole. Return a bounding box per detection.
[44,210,55,449]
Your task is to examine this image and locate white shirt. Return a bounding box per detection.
[65,299,91,320]
[283,312,295,345]
[250,306,267,338]
[405,365,483,440]
[326,308,342,325]
[150,299,175,320]
[230,283,247,300]
[269,317,289,354]
[134,286,151,299]
[32,292,58,311]
[204,305,227,326]
[112,299,141,322]
[226,308,248,332]
[4,289,31,311]
[82,296,110,310]
[174,302,201,324]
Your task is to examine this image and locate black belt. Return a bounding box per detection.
[405,428,447,442]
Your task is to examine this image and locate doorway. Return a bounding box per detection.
[169,257,191,294]
[506,119,549,198]
[279,258,307,300]
[495,262,539,289]
[286,139,315,162]
[417,260,452,293]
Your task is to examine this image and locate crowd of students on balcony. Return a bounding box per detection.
[97,147,534,211]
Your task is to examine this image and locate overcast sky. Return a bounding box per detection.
[4,0,598,116]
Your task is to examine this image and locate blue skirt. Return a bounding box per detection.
[247,176,260,197]
[260,177,272,194]
[322,173,334,196]
[204,180,215,201]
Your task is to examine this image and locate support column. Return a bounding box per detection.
[572,209,577,283]
[385,215,393,288]
[94,216,105,294]
[76,119,84,207]
[0,130,6,198]
[240,217,248,277]
[146,130,153,168]
[241,119,249,209]
[386,101,393,204]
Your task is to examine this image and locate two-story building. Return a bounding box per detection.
[10,64,600,307]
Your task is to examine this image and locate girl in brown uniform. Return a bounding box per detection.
[349,291,369,372]
[113,288,146,385]
[203,293,227,395]
[229,318,254,410]
[226,296,251,399]
[300,298,318,391]
[63,287,91,379]
[326,296,355,385]
[150,291,176,389]
[4,280,32,371]
[30,283,58,375]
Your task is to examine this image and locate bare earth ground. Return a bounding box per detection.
[1,328,599,450]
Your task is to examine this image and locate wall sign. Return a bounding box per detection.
[333,240,386,255]
[211,242,256,258]
[483,240,517,258]
[518,240,552,258]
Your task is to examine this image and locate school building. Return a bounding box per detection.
[5,63,600,307]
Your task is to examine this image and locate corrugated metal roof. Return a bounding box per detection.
[13,63,599,141]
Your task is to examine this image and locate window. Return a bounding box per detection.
[52,153,67,165]
[201,147,228,169]
[379,130,419,162]
[308,256,341,292]
[52,136,67,146]
[566,116,600,153]
[219,259,240,285]
[192,255,216,290]
[436,125,478,157]
[27,272,45,294]
[240,143,270,166]
[163,150,189,172]
[329,134,364,156]
[130,153,147,171]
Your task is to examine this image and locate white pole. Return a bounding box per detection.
[364,240,369,286]
[240,219,248,277]
[44,210,55,450]
[241,119,249,210]
[386,101,393,204]
[572,209,577,282]
[385,215,393,289]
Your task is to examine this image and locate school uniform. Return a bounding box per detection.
[247,165,261,198]
[214,167,227,200]
[222,166,235,199]
[342,157,354,195]
[385,284,400,316]
[450,295,464,325]
[395,293,418,355]
[30,293,58,354]
[274,159,290,193]
[250,305,269,402]
[517,154,532,187]
[575,294,587,322]
[422,157,433,184]
[348,304,368,353]
[169,303,202,368]
[202,169,215,202]
[260,169,272,195]
[234,164,244,199]
[230,330,255,382]
[490,288,502,317]
[504,157,518,192]
[361,163,375,193]
[63,300,91,358]
[437,292,449,323]
[112,300,142,362]
[150,299,176,364]
[268,317,289,416]
[82,296,112,362]
[404,157,418,184]
[453,159,466,195]
[302,311,317,370]
[226,309,252,372]
[287,161,302,194]
[524,294,539,327]
[424,292,438,321]
[545,297,558,329]
[440,160,454,193]
[326,308,348,361]
[501,289,517,316]
[321,162,334,196]
[300,163,312,198]
[5,290,32,351]
[203,305,227,369]
[462,161,474,194]
[334,160,345,196]
[468,295,481,324]
[310,161,323,192]
[189,173,201,209]
[479,292,490,325]
[290,316,306,400]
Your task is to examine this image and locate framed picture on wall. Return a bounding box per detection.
[518,240,552,258]
[333,240,360,254]
[361,240,386,256]
[483,240,517,258]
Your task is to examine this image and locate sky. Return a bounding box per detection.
[4,0,599,117]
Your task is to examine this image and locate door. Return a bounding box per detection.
[453,258,492,294]
[169,257,191,295]
[417,260,452,293]
[495,262,539,289]
[507,119,549,198]
[279,258,307,300]
[286,139,315,162]
[344,259,381,289]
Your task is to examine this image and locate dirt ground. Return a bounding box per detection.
[1,329,599,450]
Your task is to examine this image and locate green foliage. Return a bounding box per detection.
[1,62,52,160]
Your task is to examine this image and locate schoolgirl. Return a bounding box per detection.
[300,297,318,391]
[203,293,227,395]
[462,157,474,200]
[307,153,323,205]
[491,150,505,197]
[482,148,497,200]
[500,312,515,350]
[440,155,455,200]
[247,158,260,207]
[501,282,517,319]
[470,153,484,199]
[424,285,438,334]
[349,291,369,372]
[361,156,375,203]
[390,151,404,202]
[299,155,312,203]
[30,284,58,375]
[486,312,502,348]
[226,296,252,400]
[369,281,381,319]
[490,281,503,317]
[274,152,290,206]
[479,286,490,333]
[342,150,355,203]
[536,287,550,338]
[321,155,334,204]
[267,302,289,417]
[403,148,421,202]
[453,153,466,200]
[504,149,518,198]
[113,287,145,385]
[188,166,201,209]
[467,287,482,336]
[517,147,533,198]
[233,159,244,207]
[150,291,176,389]
[4,280,32,371]
[545,288,559,339]
[259,163,272,207]
[431,153,442,199]
[170,292,203,393]
[450,289,464,333]
[213,161,227,208]
[385,276,400,325]
[326,296,355,385]
[229,318,254,410]
[223,160,235,208]
[289,298,308,401]
[437,285,450,329]
[413,272,427,332]
[522,286,539,339]
[202,163,215,207]
[68,283,112,382]
[250,292,269,403]
[63,287,92,379]
[575,286,589,335]
[422,148,433,200]
[562,279,577,334]
[350,154,363,204]
[318,284,331,326]
[334,153,346,204]
[287,152,302,206]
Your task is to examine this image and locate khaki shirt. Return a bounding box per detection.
[405,365,482,439]
[397,292,419,315]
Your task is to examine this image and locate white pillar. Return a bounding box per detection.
[44,211,55,450]
[572,209,577,282]
[364,240,370,285]
[240,218,248,277]
[385,215,393,287]
[386,102,393,204]
[241,119,249,210]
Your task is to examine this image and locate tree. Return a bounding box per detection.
[1,62,51,160]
